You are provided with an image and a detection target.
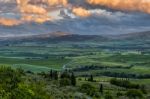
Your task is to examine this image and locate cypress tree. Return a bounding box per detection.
[71,72,76,86]
[50,70,53,79]
[100,84,103,94]
[89,75,93,82]
[54,71,58,80]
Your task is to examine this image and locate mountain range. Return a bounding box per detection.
[0,31,150,43]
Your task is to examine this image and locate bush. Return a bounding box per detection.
[116,92,123,97]
[105,91,113,99]
[59,78,71,87]
[0,67,23,91]
[0,67,52,99]
[110,78,140,89]
[80,83,97,97]
[126,89,143,99]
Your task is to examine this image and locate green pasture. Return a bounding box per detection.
[0,57,70,70]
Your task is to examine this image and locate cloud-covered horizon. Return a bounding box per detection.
[0,0,150,37]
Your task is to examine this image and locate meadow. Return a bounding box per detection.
[0,42,150,98]
[0,43,150,75]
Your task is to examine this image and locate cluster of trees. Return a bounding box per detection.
[47,70,59,80]
[80,83,99,97]
[101,72,150,79]
[110,78,147,95]
[39,70,76,87]
[0,67,91,99]
[81,76,148,99]
[60,71,76,86]
[0,66,149,99]
[80,83,104,98]
[73,65,132,72]
[0,67,23,95]
[0,67,52,99]
[110,78,141,89]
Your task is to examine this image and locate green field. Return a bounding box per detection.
[0,57,70,70]
[0,42,150,98]
[0,45,150,74]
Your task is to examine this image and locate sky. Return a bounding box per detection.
[0,0,150,37]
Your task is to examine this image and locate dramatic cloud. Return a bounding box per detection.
[17,2,47,15]
[87,0,150,14]
[0,0,92,26]
[21,14,51,23]
[0,17,20,26]
[0,0,69,26]
[47,0,68,6]
[17,0,50,23]
[72,7,91,17]
[0,0,150,36]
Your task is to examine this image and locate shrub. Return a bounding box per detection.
[80,83,97,97]
[105,91,113,99]
[60,78,71,87]
[110,78,140,89]
[126,89,143,99]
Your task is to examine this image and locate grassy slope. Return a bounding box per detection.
[0,57,70,70]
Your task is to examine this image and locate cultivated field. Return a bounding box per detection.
[0,42,150,98]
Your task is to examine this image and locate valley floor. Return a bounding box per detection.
[0,43,150,98]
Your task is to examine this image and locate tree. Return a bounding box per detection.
[59,78,71,87]
[49,70,53,79]
[88,75,93,82]
[99,84,103,94]
[60,71,70,79]
[70,72,76,86]
[54,71,58,80]
[60,71,71,86]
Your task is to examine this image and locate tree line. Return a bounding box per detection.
[39,70,76,86]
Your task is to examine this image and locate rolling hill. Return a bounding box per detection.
[0,31,108,44]
[0,31,150,47]
[112,31,150,40]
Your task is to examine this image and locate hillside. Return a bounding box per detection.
[0,31,150,49]
[0,31,108,44]
[112,31,150,40]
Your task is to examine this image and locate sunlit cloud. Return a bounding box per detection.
[72,7,91,17]
[0,0,150,36]
[0,17,20,26]
[87,0,150,14]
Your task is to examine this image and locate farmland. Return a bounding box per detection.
[0,40,150,98]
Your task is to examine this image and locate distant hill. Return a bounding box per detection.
[112,31,150,40]
[0,31,150,46]
[106,31,150,50]
[0,31,108,44]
